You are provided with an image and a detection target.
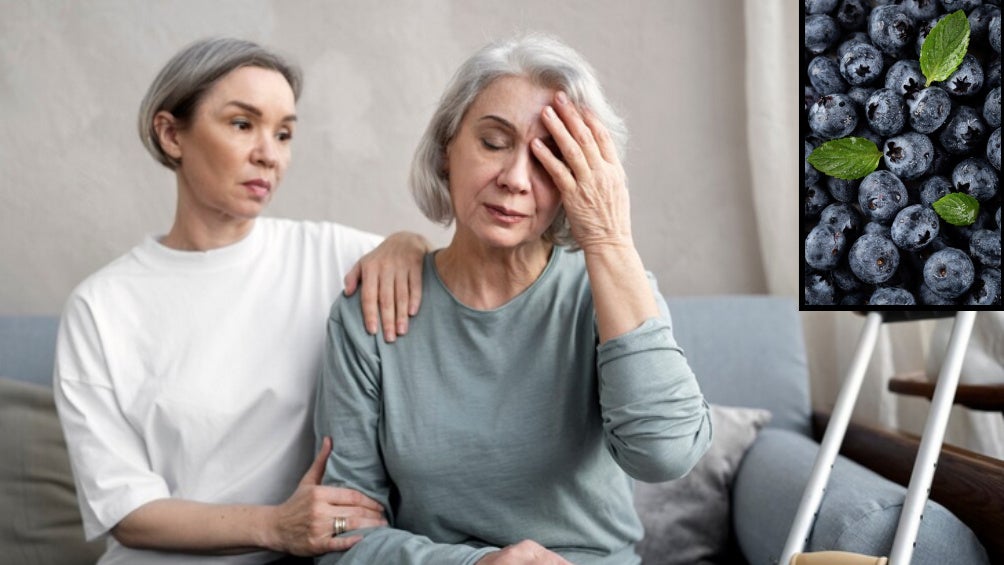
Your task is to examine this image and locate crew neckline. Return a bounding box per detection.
[428,245,562,313]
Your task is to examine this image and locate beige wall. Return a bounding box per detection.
[0,0,766,314]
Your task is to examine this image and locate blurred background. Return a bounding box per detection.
[3,1,997,456]
[0,0,793,315]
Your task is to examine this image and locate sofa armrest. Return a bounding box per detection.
[732,429,989,565]
[812,411,1004,564]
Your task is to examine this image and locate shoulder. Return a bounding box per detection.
[260,217,382,249]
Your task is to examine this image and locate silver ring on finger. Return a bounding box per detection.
[332,516,348,536]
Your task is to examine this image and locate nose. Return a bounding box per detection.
[250,133,279,169]
[496,148,533,194]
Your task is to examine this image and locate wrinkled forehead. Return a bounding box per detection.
[464,75,557,135]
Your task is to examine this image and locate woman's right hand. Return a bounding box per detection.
[269,437,387,555]
[476,540,574,564]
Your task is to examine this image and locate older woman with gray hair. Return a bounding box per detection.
[54,37,430,564]
[315,33,712,564]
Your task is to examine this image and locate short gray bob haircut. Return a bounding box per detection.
[409,33,628,247]
[138,37,303,170]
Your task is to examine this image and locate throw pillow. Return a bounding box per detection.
[633,403,772,565]
[0,377,104,564]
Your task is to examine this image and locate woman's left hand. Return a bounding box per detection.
[531,91,632,252]
[344,232,431,342]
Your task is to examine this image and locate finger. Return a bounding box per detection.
[359,265,380,335]
[379,268,396,343]
[551,91,604,166]
[541,104,590,185]
[394,270,410,335]
[531,137,576,193]
[319,486,385,513]
[407,264,423,317]
[343,262,362,296]
[327,534,363,552]
[301,437,332,486]
[580,107,618,164]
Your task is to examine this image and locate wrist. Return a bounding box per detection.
[257,505,282,552]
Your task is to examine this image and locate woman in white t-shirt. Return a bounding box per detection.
[53,37,428,564]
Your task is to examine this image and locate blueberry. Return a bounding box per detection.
[940,0,983,12]
[805,140,821,188]
[806,0,839,14]
[834,263,865,291]
[968,5,1001,46]
[919,175,953,205]
[923,247,975,298]
[840,42,885,86]
[860,170,909,222]
[870,287,917,304]
[899,0,941,20]
[840,291,870,305]
[987,57,1001,89]
[805,271,837,304]
[915,15,946,57]
[991,13,1001,54]
[964,267,1002,305]
[884,131,935,179]
[805,183,834,217]
[939,105,988,154]
[869,5,916,56]
[907,86,952,133]
[809,94,859,138]
[891,204,941,250]
[919,282,959,304]
[836,0,870,30]
[821,202,864,234]
[827,176,860,202]
[810,56,850,94]
[984,86,1001,128]
[847,86,877,106]
[806,15,841,54]
[945,54,984,98]
[850,124,884,146]
[970,229,1002,266]
[838,32,872,57]
[849,233,901,284]
[988,127,1001,170]
[866,88,907,135]
[885,59,926,98]
[952,157,999,201]
[806,224,848,270]
[864,221,893,238]
[997,206,1001,229]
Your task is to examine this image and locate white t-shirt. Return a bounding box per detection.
[53,217,381,565]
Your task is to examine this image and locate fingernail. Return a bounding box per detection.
[532,138,544,149]
[397,321,407,334]
[385,333,396,343]
[544,106,556,119]
[556,91,568,105]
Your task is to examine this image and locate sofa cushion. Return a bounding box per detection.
[0,316,60,387]
[733,428,989,565]
[634,404,770,565]
[666,296,811,436]
[0,376,104,564]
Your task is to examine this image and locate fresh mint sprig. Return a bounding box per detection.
[920,10,970,87]
[932,193,980,226]
[807,137,883,180]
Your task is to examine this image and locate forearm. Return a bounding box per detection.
[318,528,496,565]
[112,498,277,555]
[582,241,660,343]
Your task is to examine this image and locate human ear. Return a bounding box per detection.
[153,111,183,161]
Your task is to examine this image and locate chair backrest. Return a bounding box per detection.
[665,295,812,436]
[0,316,61,387]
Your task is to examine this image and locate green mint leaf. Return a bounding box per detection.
[920,10,970,87]
[806,137,882,180]
[932,193,980,226]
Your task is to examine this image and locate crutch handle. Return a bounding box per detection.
[790,551,888,565]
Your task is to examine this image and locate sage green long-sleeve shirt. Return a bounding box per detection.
[315,248,712,565]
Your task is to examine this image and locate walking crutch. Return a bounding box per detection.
[779,311,977,565]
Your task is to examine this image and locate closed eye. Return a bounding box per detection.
[481,138,506,151]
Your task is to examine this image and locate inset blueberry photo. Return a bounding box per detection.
[802,1,1001,307]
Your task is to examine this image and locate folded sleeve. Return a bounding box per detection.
[596,290,713,483]
[53,295,170,540]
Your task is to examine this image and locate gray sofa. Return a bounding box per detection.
[0,295,990,564]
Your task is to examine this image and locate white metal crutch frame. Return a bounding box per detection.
[780,311,977,565]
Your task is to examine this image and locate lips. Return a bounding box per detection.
[485,204,526,217]
[243,179,272,198]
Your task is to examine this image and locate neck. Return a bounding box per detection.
[435,235,553,310]
[161,182,255,251]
